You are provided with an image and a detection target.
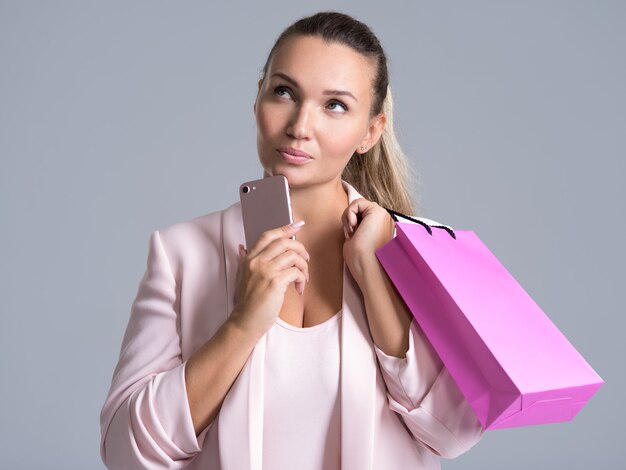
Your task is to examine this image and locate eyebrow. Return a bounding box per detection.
[270,72,358,102]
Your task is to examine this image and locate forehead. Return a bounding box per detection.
[268,35,375,99]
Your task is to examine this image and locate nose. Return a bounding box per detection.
[286,103,313,140]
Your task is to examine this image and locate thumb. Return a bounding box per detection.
[280,219,306,237]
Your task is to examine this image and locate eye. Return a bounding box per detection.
[327,100,348,114]
[273,85,348,114]
[273,85,292,99]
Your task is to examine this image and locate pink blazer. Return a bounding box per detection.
[100,179,484,470]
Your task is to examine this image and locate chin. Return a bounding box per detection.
[263,164,301,183]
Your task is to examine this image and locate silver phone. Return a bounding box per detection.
[240,175,294,250]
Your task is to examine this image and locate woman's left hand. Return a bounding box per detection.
[342,198,396,282]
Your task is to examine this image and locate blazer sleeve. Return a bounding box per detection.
[99,230,212,470]
[374,317,486,459]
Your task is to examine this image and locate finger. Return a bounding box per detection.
[341,209,350,236]
[344,199,370,234]
[238,244,247,261]
[268,250,310,283]
[246,220,306,259]
[343,224,350,240]
[258,238,310,265]
[341,206,355,236]
[276,266,307,296]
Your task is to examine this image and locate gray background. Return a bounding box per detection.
[1,1,623,468]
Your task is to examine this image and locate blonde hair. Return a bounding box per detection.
[259,11,421,215]
[342,84,419,215]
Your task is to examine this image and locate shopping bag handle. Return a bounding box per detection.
[384,207,457,239]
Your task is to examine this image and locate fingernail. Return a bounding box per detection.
[289,220,305,229]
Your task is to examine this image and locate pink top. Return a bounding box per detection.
[263,310,343,469]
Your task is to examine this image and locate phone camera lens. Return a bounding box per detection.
[242,186,250,194]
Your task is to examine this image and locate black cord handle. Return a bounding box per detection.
[384,207,457,239]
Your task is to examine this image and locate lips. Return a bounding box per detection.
[277,147,313,159]
[277,150,313,165]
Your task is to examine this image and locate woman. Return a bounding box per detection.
[100,11,485,470]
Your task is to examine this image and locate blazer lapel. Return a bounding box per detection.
[218,202,266,470]
[220,202,244,321]
[217,180,377,470]
[340,180,376,470]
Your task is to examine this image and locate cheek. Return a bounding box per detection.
[318,121,363,157]
[256,103,285,140]
[255,107,270,138]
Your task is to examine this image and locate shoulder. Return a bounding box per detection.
[151,201,240,265]
[159,200,240,238]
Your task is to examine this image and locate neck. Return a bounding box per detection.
[264,173,349,234]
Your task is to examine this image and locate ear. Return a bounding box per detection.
[253,79,263,114]
[358,112,386,153]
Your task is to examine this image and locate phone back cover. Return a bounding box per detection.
[240,175,293,249]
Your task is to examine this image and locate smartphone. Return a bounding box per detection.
[240,175,294,250]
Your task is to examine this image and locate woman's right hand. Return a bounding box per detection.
[229,220,310,338]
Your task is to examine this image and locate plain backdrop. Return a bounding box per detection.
[1,1,624,469]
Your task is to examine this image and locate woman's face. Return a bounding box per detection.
[254,35,385,188]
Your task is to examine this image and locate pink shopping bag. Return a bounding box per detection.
[375,212,604,430]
